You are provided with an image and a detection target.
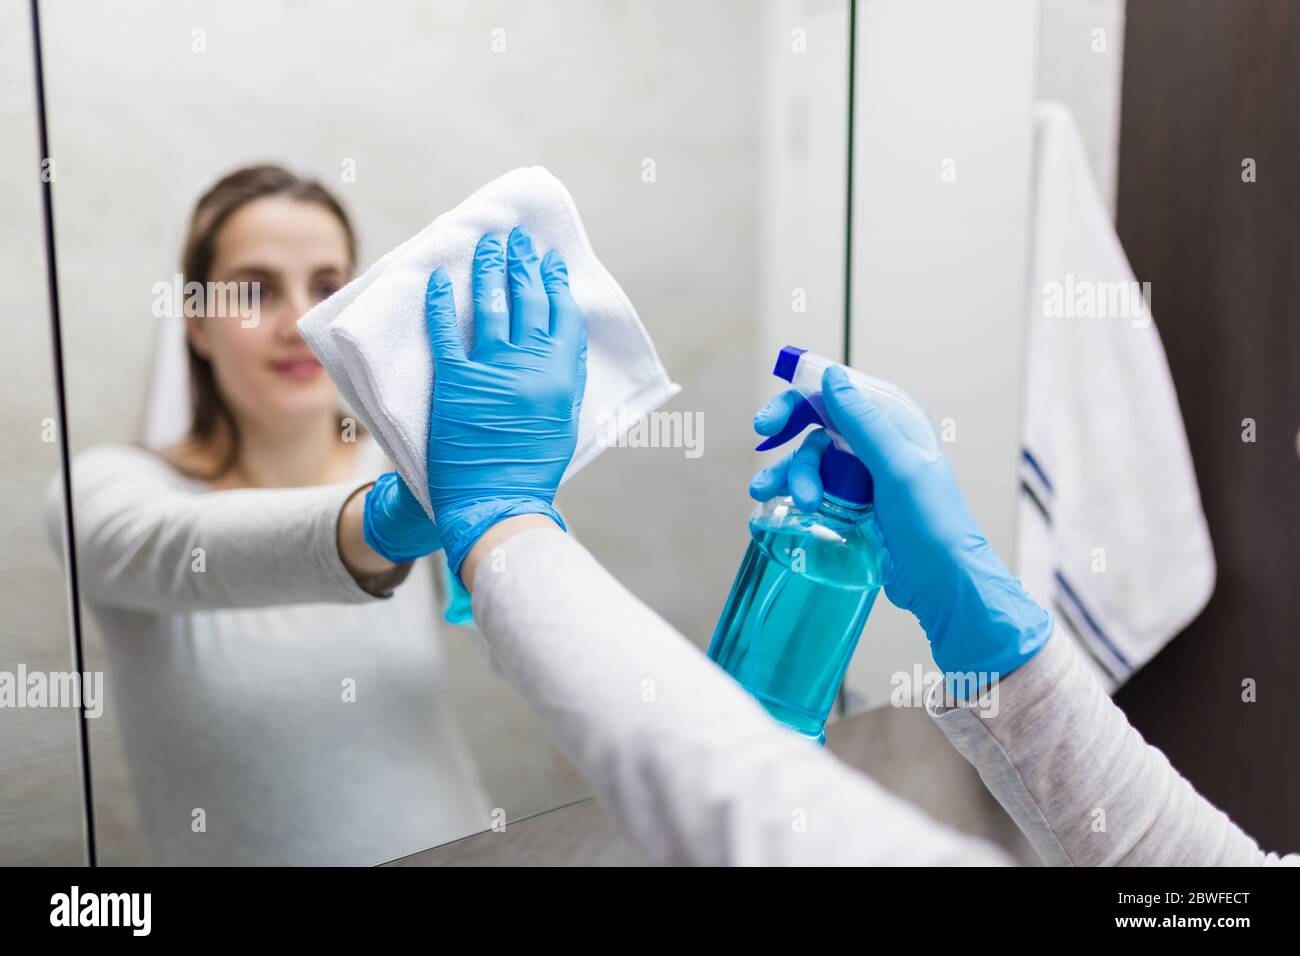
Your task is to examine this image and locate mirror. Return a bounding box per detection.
[34,0,849,864]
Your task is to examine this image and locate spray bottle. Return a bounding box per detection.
[706,347,938,743]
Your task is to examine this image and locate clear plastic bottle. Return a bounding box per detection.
[708,344,934,743]
[707,445,887,744]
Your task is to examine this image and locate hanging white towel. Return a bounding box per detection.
[143,313,192,450]
[1016,102,1215,690]
[299,166,680,517]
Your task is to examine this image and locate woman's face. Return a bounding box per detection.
[187,196,350,431]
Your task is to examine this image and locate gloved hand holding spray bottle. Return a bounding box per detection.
[708,345,1055,745]
[706,348,940,743]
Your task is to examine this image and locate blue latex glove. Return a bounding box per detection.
[750,365,1052,683]
[423,226,587,577]
[362,471,440,563]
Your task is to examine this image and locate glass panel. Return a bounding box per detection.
[843,0,1038,710]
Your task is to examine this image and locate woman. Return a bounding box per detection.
[50,166,491,865]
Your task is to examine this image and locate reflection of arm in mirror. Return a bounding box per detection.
[48,444,410,612]
[51,166,436,609]
[339,478,416,589]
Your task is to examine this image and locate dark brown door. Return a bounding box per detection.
[1113,0,1300,851]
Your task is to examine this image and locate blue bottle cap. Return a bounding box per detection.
[820,443,874,506]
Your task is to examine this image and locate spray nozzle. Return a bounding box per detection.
[753,347,941,507]
[755,348,837,452]
[756,345,940,461]
[754,348,874,505]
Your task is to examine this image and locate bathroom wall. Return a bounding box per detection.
[1113,0,1300,853]
[1038,0,1127,215]
[0,4,85,865]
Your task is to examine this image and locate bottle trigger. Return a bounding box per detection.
[755,395,825,452]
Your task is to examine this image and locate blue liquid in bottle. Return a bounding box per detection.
[707,489,887,744]
[440,554,474,627]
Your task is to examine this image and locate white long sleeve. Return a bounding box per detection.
[471,527,1012,866]
[48,444,389,613]
[43,443,491,864]
[929,631,1296,866]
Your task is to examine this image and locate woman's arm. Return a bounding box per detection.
[467,520,1013,867]
[930,631,1296,866]
[47,444,408,613]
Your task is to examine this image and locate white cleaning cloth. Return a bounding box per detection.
[300,167,680,516]
[1016,103,1215,691]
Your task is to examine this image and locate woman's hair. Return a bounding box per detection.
[177,164,356,479]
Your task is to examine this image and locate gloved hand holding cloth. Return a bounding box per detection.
[420,226,587,577]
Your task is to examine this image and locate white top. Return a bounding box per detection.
[472,528,1294,866]
[50,440,491,865]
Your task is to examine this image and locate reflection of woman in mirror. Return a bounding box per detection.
[48,166,490,864]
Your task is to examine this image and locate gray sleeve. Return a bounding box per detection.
[928,630,1295,866]
[48,444,395,612]
[472,526,1014,867]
